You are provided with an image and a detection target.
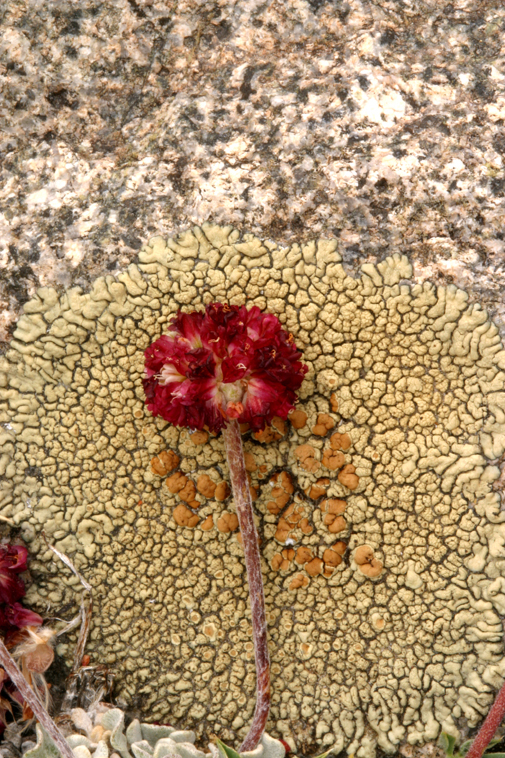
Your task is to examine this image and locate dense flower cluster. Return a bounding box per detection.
[0,545,42,631]
[143,303,308,433]
[0,544,43,730]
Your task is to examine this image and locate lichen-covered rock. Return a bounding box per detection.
[1,225,505,756]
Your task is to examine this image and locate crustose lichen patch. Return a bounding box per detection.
[1,224,505,756]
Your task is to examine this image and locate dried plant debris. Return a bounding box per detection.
[1,224,505,756]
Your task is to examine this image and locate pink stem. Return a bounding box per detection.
[222,420,270,751]
[0,639,74,758]
[465,679,505,758]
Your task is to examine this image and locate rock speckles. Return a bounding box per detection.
[1,225,505,756]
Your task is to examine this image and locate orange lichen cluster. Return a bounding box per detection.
[166,472,199,508]
[149,449,232,531]
[289,574,309,590]
[274,503,313,541]
[150,450,180,476]
[354,545,383,577]
[323,542,347,570]
[253,416,287,443]
[338,464,359,490]
[322,432,351,470]
[312,413,336,436]
[267,471,294,515]
[295,444,320,473]
[196,474,216,499]
[190,430,209,445]
[288,409,308,429]
[305,478,330,500]
[244,452,257,473]
[173,503,199,528]
[217,512,239,533]
[272,541,347,582]
[320,498,347,534]
[201,515,214,531]
[215,482,230,501]
[272,548,295,570]
[295,423,359,492]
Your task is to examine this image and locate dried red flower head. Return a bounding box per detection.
[0,603,43,632]
[143,303,308,433]
[0,546,30,605]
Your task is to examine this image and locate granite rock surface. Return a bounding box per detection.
[1,0,505,344]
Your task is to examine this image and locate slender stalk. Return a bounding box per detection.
[222,419,270,752]
[0,639,73,758]
[465,679,505,758]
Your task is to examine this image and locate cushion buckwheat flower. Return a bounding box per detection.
[143,303,308,752]
[0,545,30,606]
[143,303,308,433]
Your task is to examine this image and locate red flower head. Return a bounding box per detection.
[0,545,29,605]
[0,602,43,632]
[143,303,308,433]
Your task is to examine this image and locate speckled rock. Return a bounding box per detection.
[1,0,505,347]
[1,225,505,757]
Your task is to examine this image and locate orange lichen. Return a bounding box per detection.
[253,423,283,443]
[323,542,347,568]
[216,512,239,533]
[305,557,324,577]
[299,518,313,535]
[271,554,283,570]
[201,515,214,531]
[165,471,188,494]
[306,478,330,500]
[295,546,313,564]
[289,574,309,590]
[295,444,320,473]
[284,503,304,526]
[173,503,199,528]
[354,545,383,577]
[150,450,180,476]
[330,393,339,412]
[190,430,209,445]
[312,413,336,436]
[272,416,287,435]
[274,517,292,542]
[215,482,230,501]
[196,474,216,499]
[244,452,257,472]
[338,464,359,490]
[321,498,347,534]
[178,479,199,507]
[272,548,295,571]
[267,471,294,515]
[330,432,352,451]
[289,409,308,429]
[322,448,346,471]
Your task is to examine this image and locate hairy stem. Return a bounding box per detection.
[223,420,270,751]
[465,679,505,758]
[0,639,73,758]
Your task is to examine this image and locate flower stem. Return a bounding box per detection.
[465,679,505,758]
[222,420,270,751]
[0,639,73,758]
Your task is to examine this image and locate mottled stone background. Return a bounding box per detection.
[1,0,505,347]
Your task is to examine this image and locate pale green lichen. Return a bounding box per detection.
[22,706,285,758]
[1,224,505,757]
